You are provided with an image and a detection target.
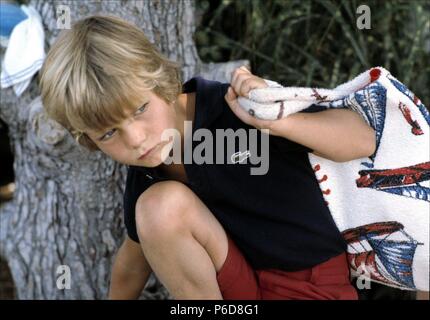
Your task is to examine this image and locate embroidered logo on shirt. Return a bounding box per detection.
[231,150,251,164]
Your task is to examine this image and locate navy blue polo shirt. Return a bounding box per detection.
[123,77,347,272]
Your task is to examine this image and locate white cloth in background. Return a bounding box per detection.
[0,5,45,97]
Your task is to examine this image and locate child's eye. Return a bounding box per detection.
[99,128,116,141]
[134,103,149,116]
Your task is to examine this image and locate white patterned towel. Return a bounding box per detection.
[238,67,429,291]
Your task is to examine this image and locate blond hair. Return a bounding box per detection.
[39,15,182,150]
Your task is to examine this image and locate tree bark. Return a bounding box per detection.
[0,0,247,299]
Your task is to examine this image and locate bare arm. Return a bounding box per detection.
[108,236,152,300]
[225,67,376,163]
[416,291,429,300]
[270,108,376,162]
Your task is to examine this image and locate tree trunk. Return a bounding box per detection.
[0,0,247,299]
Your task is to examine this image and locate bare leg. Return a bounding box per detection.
[135,181,229,299]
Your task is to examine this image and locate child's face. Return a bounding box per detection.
[85,90,178,167]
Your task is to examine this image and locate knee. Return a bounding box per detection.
[135,181,194,241]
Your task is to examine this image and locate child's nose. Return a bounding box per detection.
[124,127,146,149]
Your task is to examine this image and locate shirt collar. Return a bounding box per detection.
[183,76,226,130]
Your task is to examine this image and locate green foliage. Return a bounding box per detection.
[196,0,429,105]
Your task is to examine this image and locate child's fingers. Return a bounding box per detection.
[238,78,267,98]
[225,86,254,124]
[225,86,246,114]
[230,66,268,98]
[224,86,274,130]
[225,86,236,102]
[239,65,251,73]
[230,65,251,83]
[231,66,252,89]
[230,68,249,92]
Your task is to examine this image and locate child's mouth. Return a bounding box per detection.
[138,146,156,160]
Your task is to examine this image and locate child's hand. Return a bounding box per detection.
[229,66,268,98]
[225,66,276,131]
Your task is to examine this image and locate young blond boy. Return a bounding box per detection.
[39,16,376,299]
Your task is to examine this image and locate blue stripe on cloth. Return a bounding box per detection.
[1,59,44,86]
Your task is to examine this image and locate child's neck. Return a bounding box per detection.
[156,92,196,183]
[174,92,196,147]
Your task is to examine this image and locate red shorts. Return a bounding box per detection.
[216,236,358,300]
